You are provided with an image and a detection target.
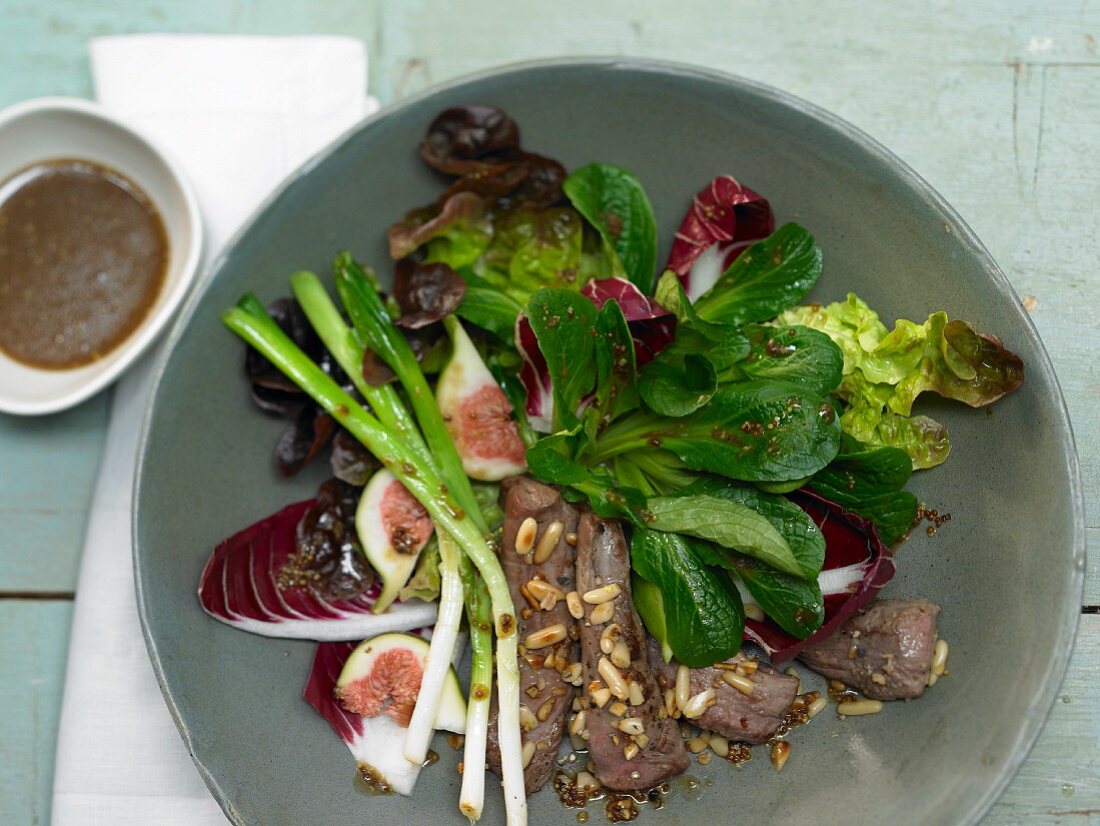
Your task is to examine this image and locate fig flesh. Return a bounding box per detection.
[436,322,527,481]
[335,632,466,734]
[356,469,435,614]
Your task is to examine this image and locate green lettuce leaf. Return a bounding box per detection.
[563,163,658,294]
[780,293,1023,469]
[630,528,745,668]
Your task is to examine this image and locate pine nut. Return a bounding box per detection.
[570,710,587,735]
[598,656,629,699]
[525,623,567,649]
[664,688,677,718]
[610,641,632,669]
[537,698,556,721]
[533,520,565,564]
[622,743,639,761]
[565,532,578,546]
[932,638,949,675]
[628,681,645,706]
[515,517,537,554]
[871,672,887,686]
[528,579,564,605]
[686,736,709,754]
[583,583,622,604]
[837,699,883,716]
[576,770,599,791]
[634,733,649,749]
[609,701,628,717]
[675,665,691,712]
[808,696,828,718]
[710,735,730,758]
[522,741,536,768]
[722,671,755,696]
[618,717,646,736]
[562,662,584,686]
[770,740,791,771]
[589,601,615,625]
[519,704,537,731]
[566,591,584,619]
[600,623,622,655]
[681,689,716,719]
[591,687,612,708]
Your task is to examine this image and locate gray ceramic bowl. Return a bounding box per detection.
[134,59,1085,826]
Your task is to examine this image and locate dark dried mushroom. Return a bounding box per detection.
[420,105,520,174]
[500,151,567,210]
[437,160,530,203]
[360,325,450,387]
[275,403,337,477]
[293,478,373,601]
[246,297,346,416]
[329,429,379,486]
[393,262,467,329]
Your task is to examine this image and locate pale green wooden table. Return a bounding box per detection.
[1,2,1096,823]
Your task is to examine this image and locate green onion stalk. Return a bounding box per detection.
[223,278,526,826]
[458,557,494,823]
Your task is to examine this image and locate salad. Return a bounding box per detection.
[199,105,1024,824]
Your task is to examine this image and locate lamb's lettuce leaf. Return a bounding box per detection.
[563,163,658,294]
[630,527,745,668]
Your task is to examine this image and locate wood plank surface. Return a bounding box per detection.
[0,1,1095,824]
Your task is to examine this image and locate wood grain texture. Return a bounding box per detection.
[0,601,72,826]
[0,1,1095,824]
[0,398,106,592]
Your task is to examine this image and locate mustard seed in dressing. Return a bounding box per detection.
[0,158,168,369]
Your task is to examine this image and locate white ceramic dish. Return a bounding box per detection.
[0,97,203,416]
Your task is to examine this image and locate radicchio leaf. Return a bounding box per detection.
[198,497,436,640]
[742,489,895,663]
[515,277,678,432]
[580,277,677,367]
[304,638,429,795]
[666,175,774,300]
[515,312,555,432]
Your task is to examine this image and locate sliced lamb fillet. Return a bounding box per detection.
[576,514,688,791]
[655,645,798,744]
[798,598,941,700]
[485,477,580,793]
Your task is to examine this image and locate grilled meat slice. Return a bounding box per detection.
[486,477,580,792]
[798,598,942,700]
[575,514,688,791]
[656,647,798,744]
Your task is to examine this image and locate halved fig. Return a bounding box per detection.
[436,322,527,480]
[335,632,466,734]
[356,470,435,614]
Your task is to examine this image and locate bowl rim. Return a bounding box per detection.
[132,56,1087,825]
[0,95,204,416]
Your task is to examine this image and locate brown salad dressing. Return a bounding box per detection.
[0,158,168,369]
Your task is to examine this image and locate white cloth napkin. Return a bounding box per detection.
[51,35,378,825]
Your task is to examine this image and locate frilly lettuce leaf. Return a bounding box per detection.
[398,536,441,603]
[780,294,1023,469]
